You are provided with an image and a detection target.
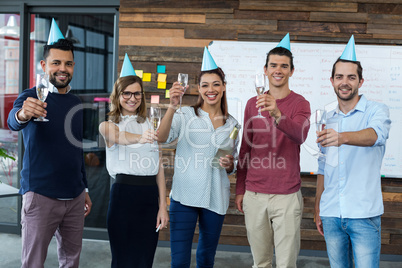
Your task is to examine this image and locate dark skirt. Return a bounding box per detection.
[107,174,159,268]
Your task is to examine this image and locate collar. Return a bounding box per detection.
[330,94,367,117]
[48,82,72,94]
[120,114,138,120]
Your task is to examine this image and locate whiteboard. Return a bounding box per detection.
[209,40,402,178]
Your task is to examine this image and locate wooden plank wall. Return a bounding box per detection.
[119,0,402,255]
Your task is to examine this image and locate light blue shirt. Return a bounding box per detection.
[318,95,391,219]
[166,106,239,215]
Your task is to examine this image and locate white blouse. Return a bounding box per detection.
[166,106,239,215]
[105,115,159,178]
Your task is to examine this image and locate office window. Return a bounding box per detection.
[0,13,20,226]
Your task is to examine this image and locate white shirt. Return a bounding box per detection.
[105,115,159,178]
[166,106,239,215]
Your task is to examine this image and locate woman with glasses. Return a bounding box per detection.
[99,74,169,268]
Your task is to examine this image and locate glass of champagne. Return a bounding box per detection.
[149,106,161,152]
[177,73,188,114]
[34,73,49,122]
[315,109,326,157]
[255,73,266,117]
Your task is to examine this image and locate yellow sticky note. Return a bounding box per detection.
[157,73,167,82]
[157,81,167,89]
[143,73,151,82]
[165,90,170,99]
[135,70,143,78]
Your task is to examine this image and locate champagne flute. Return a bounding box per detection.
[177,73,188,114]
[255,73,266,117]
[315,109,326,157]
[34,73,49,122]
[149,106,161,152]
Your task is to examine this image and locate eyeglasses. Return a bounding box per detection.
[121,91,142,99]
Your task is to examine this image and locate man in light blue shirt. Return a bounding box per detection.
[314,38,391,268]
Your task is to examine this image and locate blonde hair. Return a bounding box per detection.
[108,75,146,124]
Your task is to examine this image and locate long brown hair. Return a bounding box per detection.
[192,67,228,120]
[108,75,146,124]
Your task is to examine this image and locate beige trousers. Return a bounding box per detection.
[243,189,303,268]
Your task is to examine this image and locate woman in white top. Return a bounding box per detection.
[99,75,168,268]
[158,67,239,268]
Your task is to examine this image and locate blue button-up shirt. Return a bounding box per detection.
[318,95,391,218]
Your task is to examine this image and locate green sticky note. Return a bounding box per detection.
[165,90,170,99]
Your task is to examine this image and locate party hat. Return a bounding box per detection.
[120,53,137,77]
[201,47,218,71]
[276,33,291,51]
[47,18,65,45]
[340,35,357,61]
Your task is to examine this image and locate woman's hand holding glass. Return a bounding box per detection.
[168,81,189,111]
[138,129,156,144]
[149,106,161,152]
[177,73,188,113]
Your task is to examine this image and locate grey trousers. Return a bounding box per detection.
[21,191,86,268]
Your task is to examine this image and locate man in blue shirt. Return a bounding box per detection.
[314,38,391,268]
[7,30,92,267]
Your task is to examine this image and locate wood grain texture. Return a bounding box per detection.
[185,26,238,40]
[310,12,368,23]
[278,20,367,34]
[120,13,206,24]
[368,14,402,24]
[239,1,358,12]
[120,7,235,14]
[234,10,310,21]
[359,4,402,15]
[367,23,402,35]
[119,28,211,47]
[120,0,239,9]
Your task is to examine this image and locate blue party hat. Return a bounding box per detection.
[120,53,137,77]
[276,33,291,51]
[340,35,357,61]
[47,18,65,45]
[201,47,218,71]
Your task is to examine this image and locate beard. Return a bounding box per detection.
[49,72,72,89]
[335,85,358,101]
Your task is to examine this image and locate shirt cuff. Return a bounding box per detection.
[15,109,30,124]
[85,188,89,193]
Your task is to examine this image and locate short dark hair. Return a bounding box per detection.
[43,39,74,60]
[331,57,363,81]
[265,47,294,71]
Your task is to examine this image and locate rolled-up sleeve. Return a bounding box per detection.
[368,103,391,147]
[165,112,183,144]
